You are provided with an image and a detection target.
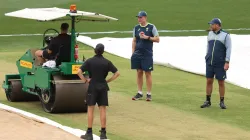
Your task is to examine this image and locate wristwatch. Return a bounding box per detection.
[225,61,229,63]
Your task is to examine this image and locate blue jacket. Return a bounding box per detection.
[206,29,232,67]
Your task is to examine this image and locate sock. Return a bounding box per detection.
[101,128,106,131]
[138,91,143,95]
[147,92,151,95]
[206,95,211,102]
[87,128,92,133]
[220,97,224,102]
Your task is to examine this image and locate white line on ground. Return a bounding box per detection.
[0,28,250,37]
[0,103,100,140]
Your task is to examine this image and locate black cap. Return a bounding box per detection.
[94,43,104,55]
[61,23,69,30]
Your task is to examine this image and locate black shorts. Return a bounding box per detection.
[87,83,109,106]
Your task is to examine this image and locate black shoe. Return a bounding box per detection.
[200,101,211,108]
[220,102,227,109]
[132,93,143,100]
[80,131,93,140]
[146,94,152,101]
[100,130,108,140]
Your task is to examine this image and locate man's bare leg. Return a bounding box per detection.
[88,106,95,128]
[132,69,144,100]
[99,106,106,128]
[99,106,107,139]
[137,69,143,93]
[206,78,214,97]
[35,50,45,65]
[218,80,226,109]
[201,78,214,108]
[81,106,94,139]
[145,71,152,93]
[145,71,152,101]
[218,80,225,98]
[99,106,106,130]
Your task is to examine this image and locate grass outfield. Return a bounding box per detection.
[1,37,250,140]
[1,0,250,35]
[0,0,250,139]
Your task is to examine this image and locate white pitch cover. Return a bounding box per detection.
[77,35,250,90]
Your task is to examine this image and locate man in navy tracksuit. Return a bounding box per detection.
[131,11,160,101]
[201,18,232,109]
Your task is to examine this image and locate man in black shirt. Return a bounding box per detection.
[77,43,120,140]
[35,23,71,65]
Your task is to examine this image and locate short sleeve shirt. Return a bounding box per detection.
[133,23,159,57]
[80,55,118,83]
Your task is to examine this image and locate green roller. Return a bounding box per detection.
[2,5,118,113]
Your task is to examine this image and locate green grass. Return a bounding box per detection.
[1,0,250,35]
[1,36,250,139]
[1,0,250,139]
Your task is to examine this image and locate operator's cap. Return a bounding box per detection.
[208,18,222,26]
[95,43,105,55]
[136,11,147,17]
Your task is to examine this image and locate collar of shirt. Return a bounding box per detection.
[213,29,222,35]
[94,54,104,57]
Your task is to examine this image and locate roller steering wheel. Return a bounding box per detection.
[42,28,59,48]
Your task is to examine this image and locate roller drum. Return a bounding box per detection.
[41,75,88,113]
[5,80,39,102]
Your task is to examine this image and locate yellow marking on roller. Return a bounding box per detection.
[72,65,81,74]
[20,60,32,69]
